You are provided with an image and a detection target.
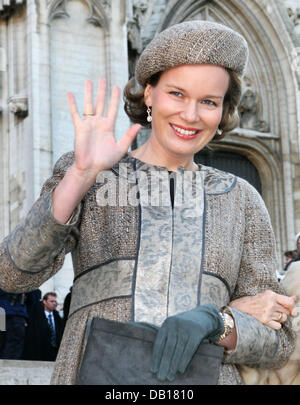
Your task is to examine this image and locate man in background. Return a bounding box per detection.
[22,292,64,361]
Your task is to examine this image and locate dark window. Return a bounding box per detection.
[195,149,262,194]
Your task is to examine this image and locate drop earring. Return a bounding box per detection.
[216,128,222,136]
[146,106,152,123]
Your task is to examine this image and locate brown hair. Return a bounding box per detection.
[43,292,57,301]
[123,69,242,141]
[284,250,298,260]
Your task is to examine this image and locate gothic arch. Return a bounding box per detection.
[155,0,300,252]
[47,0,110,31]
[209,136,286,256]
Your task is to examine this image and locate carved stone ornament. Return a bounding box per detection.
[48,0,110,29]
[127,21,143,53]
[133,0,151,23]
[97,0,111,19]
[8,95,28,118]
[287,7,300,26]
[238,89,270,133]
[48,0,69,20]
[0,0,25,18]
[127,0,154,52]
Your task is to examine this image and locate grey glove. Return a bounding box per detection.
[150,304,224,381]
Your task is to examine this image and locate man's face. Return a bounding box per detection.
[43,295,57,312]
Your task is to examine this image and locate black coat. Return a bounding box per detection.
[22,301,64,361]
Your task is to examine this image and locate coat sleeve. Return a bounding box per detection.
[223,180,296,369]
[0,152,81,293]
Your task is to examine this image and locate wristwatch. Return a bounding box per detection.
[217,309,235,342]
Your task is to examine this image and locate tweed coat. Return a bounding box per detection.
[0,152,295,385]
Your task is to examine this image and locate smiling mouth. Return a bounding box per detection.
[170,123,201,138]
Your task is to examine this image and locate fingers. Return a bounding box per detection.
[273,305,290,316]
[259,290,296,318]
[177,338,199,374]
[150,329,167,374]
[67,92,80,126]
[95,77,106,116]
[83,80,94,115]
[118,124,141,153]
[265,311,288,330]
[273,312,288,323]
[291,305,298,317]
[166,335,188,381]
[275,293,297,311]
[156,334,177,381]
[70,79,123,122]
[266,320,282,330]
[106,85,121,122]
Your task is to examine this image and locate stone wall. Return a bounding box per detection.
[0,360,54,385]
[0,0,131,304]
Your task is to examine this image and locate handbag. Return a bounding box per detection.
[76,317,224,385]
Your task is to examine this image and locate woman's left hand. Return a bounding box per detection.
[229,290,296,330]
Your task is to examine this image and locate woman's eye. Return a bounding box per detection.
[203,99,217,106]
[170,91,183,97]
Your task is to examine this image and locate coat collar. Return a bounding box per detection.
[110,153,237,195]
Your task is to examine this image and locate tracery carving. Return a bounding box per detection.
[127,0,157,79]
[238,89,270,133]
[48,0,109,30]
[287,7,300,27]
[127,0,155,52]
[8,94,28,118]
[97,0,111,20]
[0,0,25,19]
[48,0,69,20]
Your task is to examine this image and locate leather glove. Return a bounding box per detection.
[150,304,224,381]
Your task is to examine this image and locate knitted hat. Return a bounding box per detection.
[136,20,249,87]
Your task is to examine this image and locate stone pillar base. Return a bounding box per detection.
[0,360,54,385]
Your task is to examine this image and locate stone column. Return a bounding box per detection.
[41,0,130,304]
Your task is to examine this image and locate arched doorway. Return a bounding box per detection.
[195,149,262,194]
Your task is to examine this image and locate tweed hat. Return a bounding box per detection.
[135,20,249,86]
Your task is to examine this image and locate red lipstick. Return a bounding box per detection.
[169,123,201,140]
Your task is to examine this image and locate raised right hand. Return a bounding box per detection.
[67,78,141,181]
[52,78,141,224]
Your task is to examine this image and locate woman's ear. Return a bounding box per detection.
[144,84,152,107]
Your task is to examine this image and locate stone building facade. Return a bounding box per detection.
[0,0,299,304]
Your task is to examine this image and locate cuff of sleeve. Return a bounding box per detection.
[6,190,81,273]
[223,306,279,367]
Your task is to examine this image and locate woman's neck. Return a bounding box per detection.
[130,139,198,172]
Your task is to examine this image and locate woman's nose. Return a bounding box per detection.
[180,101,200,123]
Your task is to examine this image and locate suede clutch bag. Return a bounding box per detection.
[76,317,224,385]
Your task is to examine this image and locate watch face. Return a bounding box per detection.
[224,313,234,329]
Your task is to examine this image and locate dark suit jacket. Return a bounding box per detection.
[22,301,64,361]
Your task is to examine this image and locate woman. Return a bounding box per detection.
[0,20,295,384]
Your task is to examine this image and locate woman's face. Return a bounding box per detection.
[144,64,230,159]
